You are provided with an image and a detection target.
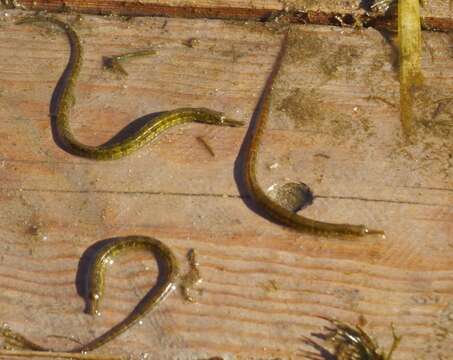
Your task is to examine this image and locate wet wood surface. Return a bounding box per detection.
[0,8,452,360]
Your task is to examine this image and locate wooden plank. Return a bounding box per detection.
[4,0,453,31]
[0,10,452,359]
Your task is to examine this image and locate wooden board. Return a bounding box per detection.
[0,9,452,360]
[6,0,453,31]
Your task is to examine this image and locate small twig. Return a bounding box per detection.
[366,95,397,108]
[0,349,123,360]
[196,136,215,157]
[103,49,156,76]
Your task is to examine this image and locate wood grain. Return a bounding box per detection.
[0,10,452,360]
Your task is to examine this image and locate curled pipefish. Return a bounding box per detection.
[16,15,243,160]
[1,236,201,353]
[241,30,384,236]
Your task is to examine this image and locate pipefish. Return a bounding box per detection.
[1,236,200,353]
[16,15,243,160]
[242,30,384,236]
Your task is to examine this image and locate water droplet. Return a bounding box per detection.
[267,183,277,192]
[268,162,279,169]
[267,182,314,212]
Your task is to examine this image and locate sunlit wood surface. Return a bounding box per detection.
[0,7,452,360]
